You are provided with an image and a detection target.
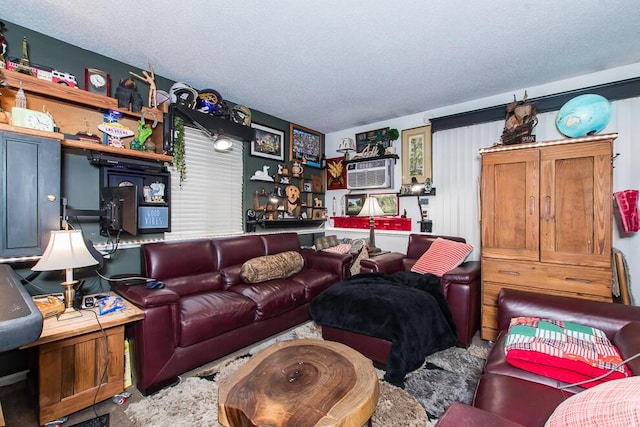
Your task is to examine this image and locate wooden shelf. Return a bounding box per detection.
[0,68,170,162]
[62,138,173,162]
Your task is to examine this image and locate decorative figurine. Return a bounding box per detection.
[129,110,158,152]
[129,63,157,108]
[501,91,538,145]
[0,21,7,69]
[115,78,143,112]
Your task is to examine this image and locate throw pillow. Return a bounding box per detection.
[410,238,473,277]
[350,245,369,276]
[545,376,640,427]
[323,243,352,254]
[240,251,304,284]
[504,317,631,388]
[315,235,339,251]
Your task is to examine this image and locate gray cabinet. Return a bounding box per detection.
[1,131,60,258]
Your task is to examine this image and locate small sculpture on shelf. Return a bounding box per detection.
[115,78,143,112]
[501,91,537,145]
[129,63,157,108]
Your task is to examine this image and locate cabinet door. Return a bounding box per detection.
[1,132,60,257]
[481,149,539,261]
[540,140,612,267]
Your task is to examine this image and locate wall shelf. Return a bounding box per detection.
[343,154,399,165]
[0,68,169,162]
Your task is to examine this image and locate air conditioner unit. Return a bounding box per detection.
[346,158,394,189]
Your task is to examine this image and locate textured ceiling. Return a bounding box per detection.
[2,1,639,133]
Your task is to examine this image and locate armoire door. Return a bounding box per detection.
[481,149,539,261]
[539,140,612,267]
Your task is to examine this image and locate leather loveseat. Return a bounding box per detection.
[438,289,640,426]
[112,232,351,395]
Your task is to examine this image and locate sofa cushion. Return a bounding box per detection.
[410,237,473,277]
[545,376,640,427]
[322,243,352,254]
[240,251,304,284]
[229,280,307,320]
[179,291,256,347]
[504,317,631,388]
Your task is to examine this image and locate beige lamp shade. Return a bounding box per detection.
[337,137,356,152]
[32,230,99,283]
[358,196,385,217]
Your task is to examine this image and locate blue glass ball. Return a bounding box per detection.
[556,94,612,138]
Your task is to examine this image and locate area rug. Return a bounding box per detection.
[125,322,488,426]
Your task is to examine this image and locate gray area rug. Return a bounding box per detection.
[125,322,488,426]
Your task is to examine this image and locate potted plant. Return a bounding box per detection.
[387,128,399,143]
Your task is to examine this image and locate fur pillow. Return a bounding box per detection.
[240,251,304,283]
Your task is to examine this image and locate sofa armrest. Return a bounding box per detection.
[438,403,526,427]
[301,249,352,279]
[112,281,180,308]
[359,252,405,273]
[442,260,481,283]
[497,289,640,339]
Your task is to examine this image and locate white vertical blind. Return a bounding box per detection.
[166,126,244,239]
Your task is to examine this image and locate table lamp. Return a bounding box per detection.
[358,195,385,254]
[32,230,100,320]
[337,137,356,160]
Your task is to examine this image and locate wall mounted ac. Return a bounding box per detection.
[346,158,394,189]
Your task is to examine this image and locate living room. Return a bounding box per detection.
[1,3,640,426]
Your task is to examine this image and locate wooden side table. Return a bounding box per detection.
[22,294,144,425]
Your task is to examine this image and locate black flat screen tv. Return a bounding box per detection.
[101,186,138,235]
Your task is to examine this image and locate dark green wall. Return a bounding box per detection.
[3,20,319,294]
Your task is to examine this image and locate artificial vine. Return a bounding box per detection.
[173,116,186,186]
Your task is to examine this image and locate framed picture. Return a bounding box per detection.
[303,180,313,192]
[312,208,326,220]
[251,123,284,160]
[345,194,366,216]
[326,156,347,190]
[401,124,432,185]
[371,193,399,216]
[355,127,389,153]
[290,123,323,166]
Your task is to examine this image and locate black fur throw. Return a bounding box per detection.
[310,271,458,386]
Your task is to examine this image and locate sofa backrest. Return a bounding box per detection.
[260,233,301,255]
[141,239,222,296]
[406,234,466,260]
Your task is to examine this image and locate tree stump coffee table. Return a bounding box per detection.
[218,338,379,427]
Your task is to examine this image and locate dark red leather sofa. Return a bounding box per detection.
[438,289,640,426]
[112,232,351,395]
[320,234,481,366]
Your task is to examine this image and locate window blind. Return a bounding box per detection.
[166,125,244,239]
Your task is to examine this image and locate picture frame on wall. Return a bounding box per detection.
[370,193,399,216]
[289,123,323,166]
[401,124,432,185]
[345,194,366,216]
[355,127,390,153]
[326,157,347,190]
[251,123,285,160]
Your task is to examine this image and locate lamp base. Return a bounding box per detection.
[367,246,381,254]
[57,280,82,321]
[57,306,82,320]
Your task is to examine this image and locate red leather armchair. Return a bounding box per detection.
[438,289,640,427]
[358,234,481,346]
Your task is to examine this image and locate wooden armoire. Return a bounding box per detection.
[479,133,616,340]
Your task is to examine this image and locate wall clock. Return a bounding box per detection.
[85,67,111,96]
[11,107,55,131]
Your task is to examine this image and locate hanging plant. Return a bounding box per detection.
[173,116,186,186]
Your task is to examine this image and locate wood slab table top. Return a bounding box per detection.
[218,338,379,427]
